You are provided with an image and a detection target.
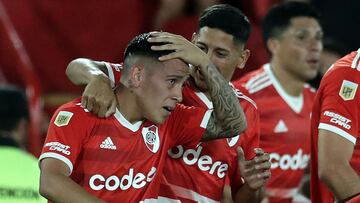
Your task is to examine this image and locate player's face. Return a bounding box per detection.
[137,59,189,124]
[192,27,248,91]
[272,17,323,81]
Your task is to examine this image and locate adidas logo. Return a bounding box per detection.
[100,137,117,150]
[274,120,288,133]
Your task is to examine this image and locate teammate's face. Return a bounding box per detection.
[137,59,189,124]
[271,17,323,81]
[192,27,249,91]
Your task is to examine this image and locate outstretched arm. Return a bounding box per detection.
[148,32,247,141]
[66,58,117,117]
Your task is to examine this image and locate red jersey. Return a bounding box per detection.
[159,83,260,202]
[39,98,211,202]
[310,49,360,203]
[104,62,260,202]
[236,64,315,202]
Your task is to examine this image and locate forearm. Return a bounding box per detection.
[40,172,104,203]
[66,58,108,85]
[199,63,246,136]
[319,163,360,201]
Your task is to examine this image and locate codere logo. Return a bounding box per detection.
[89,167,157,191]
[168,145,228,178]
[270,149,309,170]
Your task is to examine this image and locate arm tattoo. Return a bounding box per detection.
[200,63,247,141]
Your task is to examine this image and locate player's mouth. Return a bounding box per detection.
[163,106,174,114]
[307,59,319,66]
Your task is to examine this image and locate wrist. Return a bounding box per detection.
[243,182,259,193]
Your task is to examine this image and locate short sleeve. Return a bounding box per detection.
[318,68,360,144]
[103,62,123,88]
[39,103,93,174]
[166,104,211,147]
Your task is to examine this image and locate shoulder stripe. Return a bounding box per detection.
[351,49,360,69]
[246,75,271,91]
[244,71,268,89]
[248,80,272,94]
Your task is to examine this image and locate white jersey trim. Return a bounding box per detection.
[169,183,219,203]
[39,152,73,174]
[103,62,115,88]
[351,49,360,69]
[140,197,181,203]
[318,123,356,144]
[245,71,268,89]
[248,80,272,94]
[200,110,213,129]
[114,108,143,132]
[266,187,298,198]
[194,91,213,109]
[264,64,304,113]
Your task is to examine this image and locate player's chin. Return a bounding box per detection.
[151,112,169,124]
[304,70,318,80]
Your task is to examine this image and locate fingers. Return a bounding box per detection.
[254,153,270,164]
[254,148,264,156]
[87,96,95,112]
[81,95,88,109]
[254,161,272,171]
[98,102,108,118]
[105,99,117,118]
[255,170,271,179]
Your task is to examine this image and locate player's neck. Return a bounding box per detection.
[115,86,144,124]
[270,60,304,96]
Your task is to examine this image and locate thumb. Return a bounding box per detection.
[237,147,245,163]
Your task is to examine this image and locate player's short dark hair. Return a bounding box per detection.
[124,32,174,62]
[262,1,320,43]
[0,86,29,131]
[198,4,251,45]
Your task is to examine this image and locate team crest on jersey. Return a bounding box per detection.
[141,125,160,153]
[54,111,73,127]
[339,80,358,101]
[227,135,240,147]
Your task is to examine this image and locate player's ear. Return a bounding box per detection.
[129,65,144,88]
[191,32,198,43]
[267,38,279,56]
[236,49,250,69]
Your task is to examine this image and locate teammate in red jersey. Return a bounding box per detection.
[236,2,323,202]
[66,5,271,203]
[310,49,360,203]
[39,32,247,202]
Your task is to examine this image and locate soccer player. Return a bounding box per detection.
[39,32,247,202]
[236,2,323,202]
[66,4,271,203]
[310,49,360,202]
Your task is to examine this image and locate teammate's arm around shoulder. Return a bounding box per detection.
[40,158,105,203]
[148,32,247,141]
[66,58,117,118]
